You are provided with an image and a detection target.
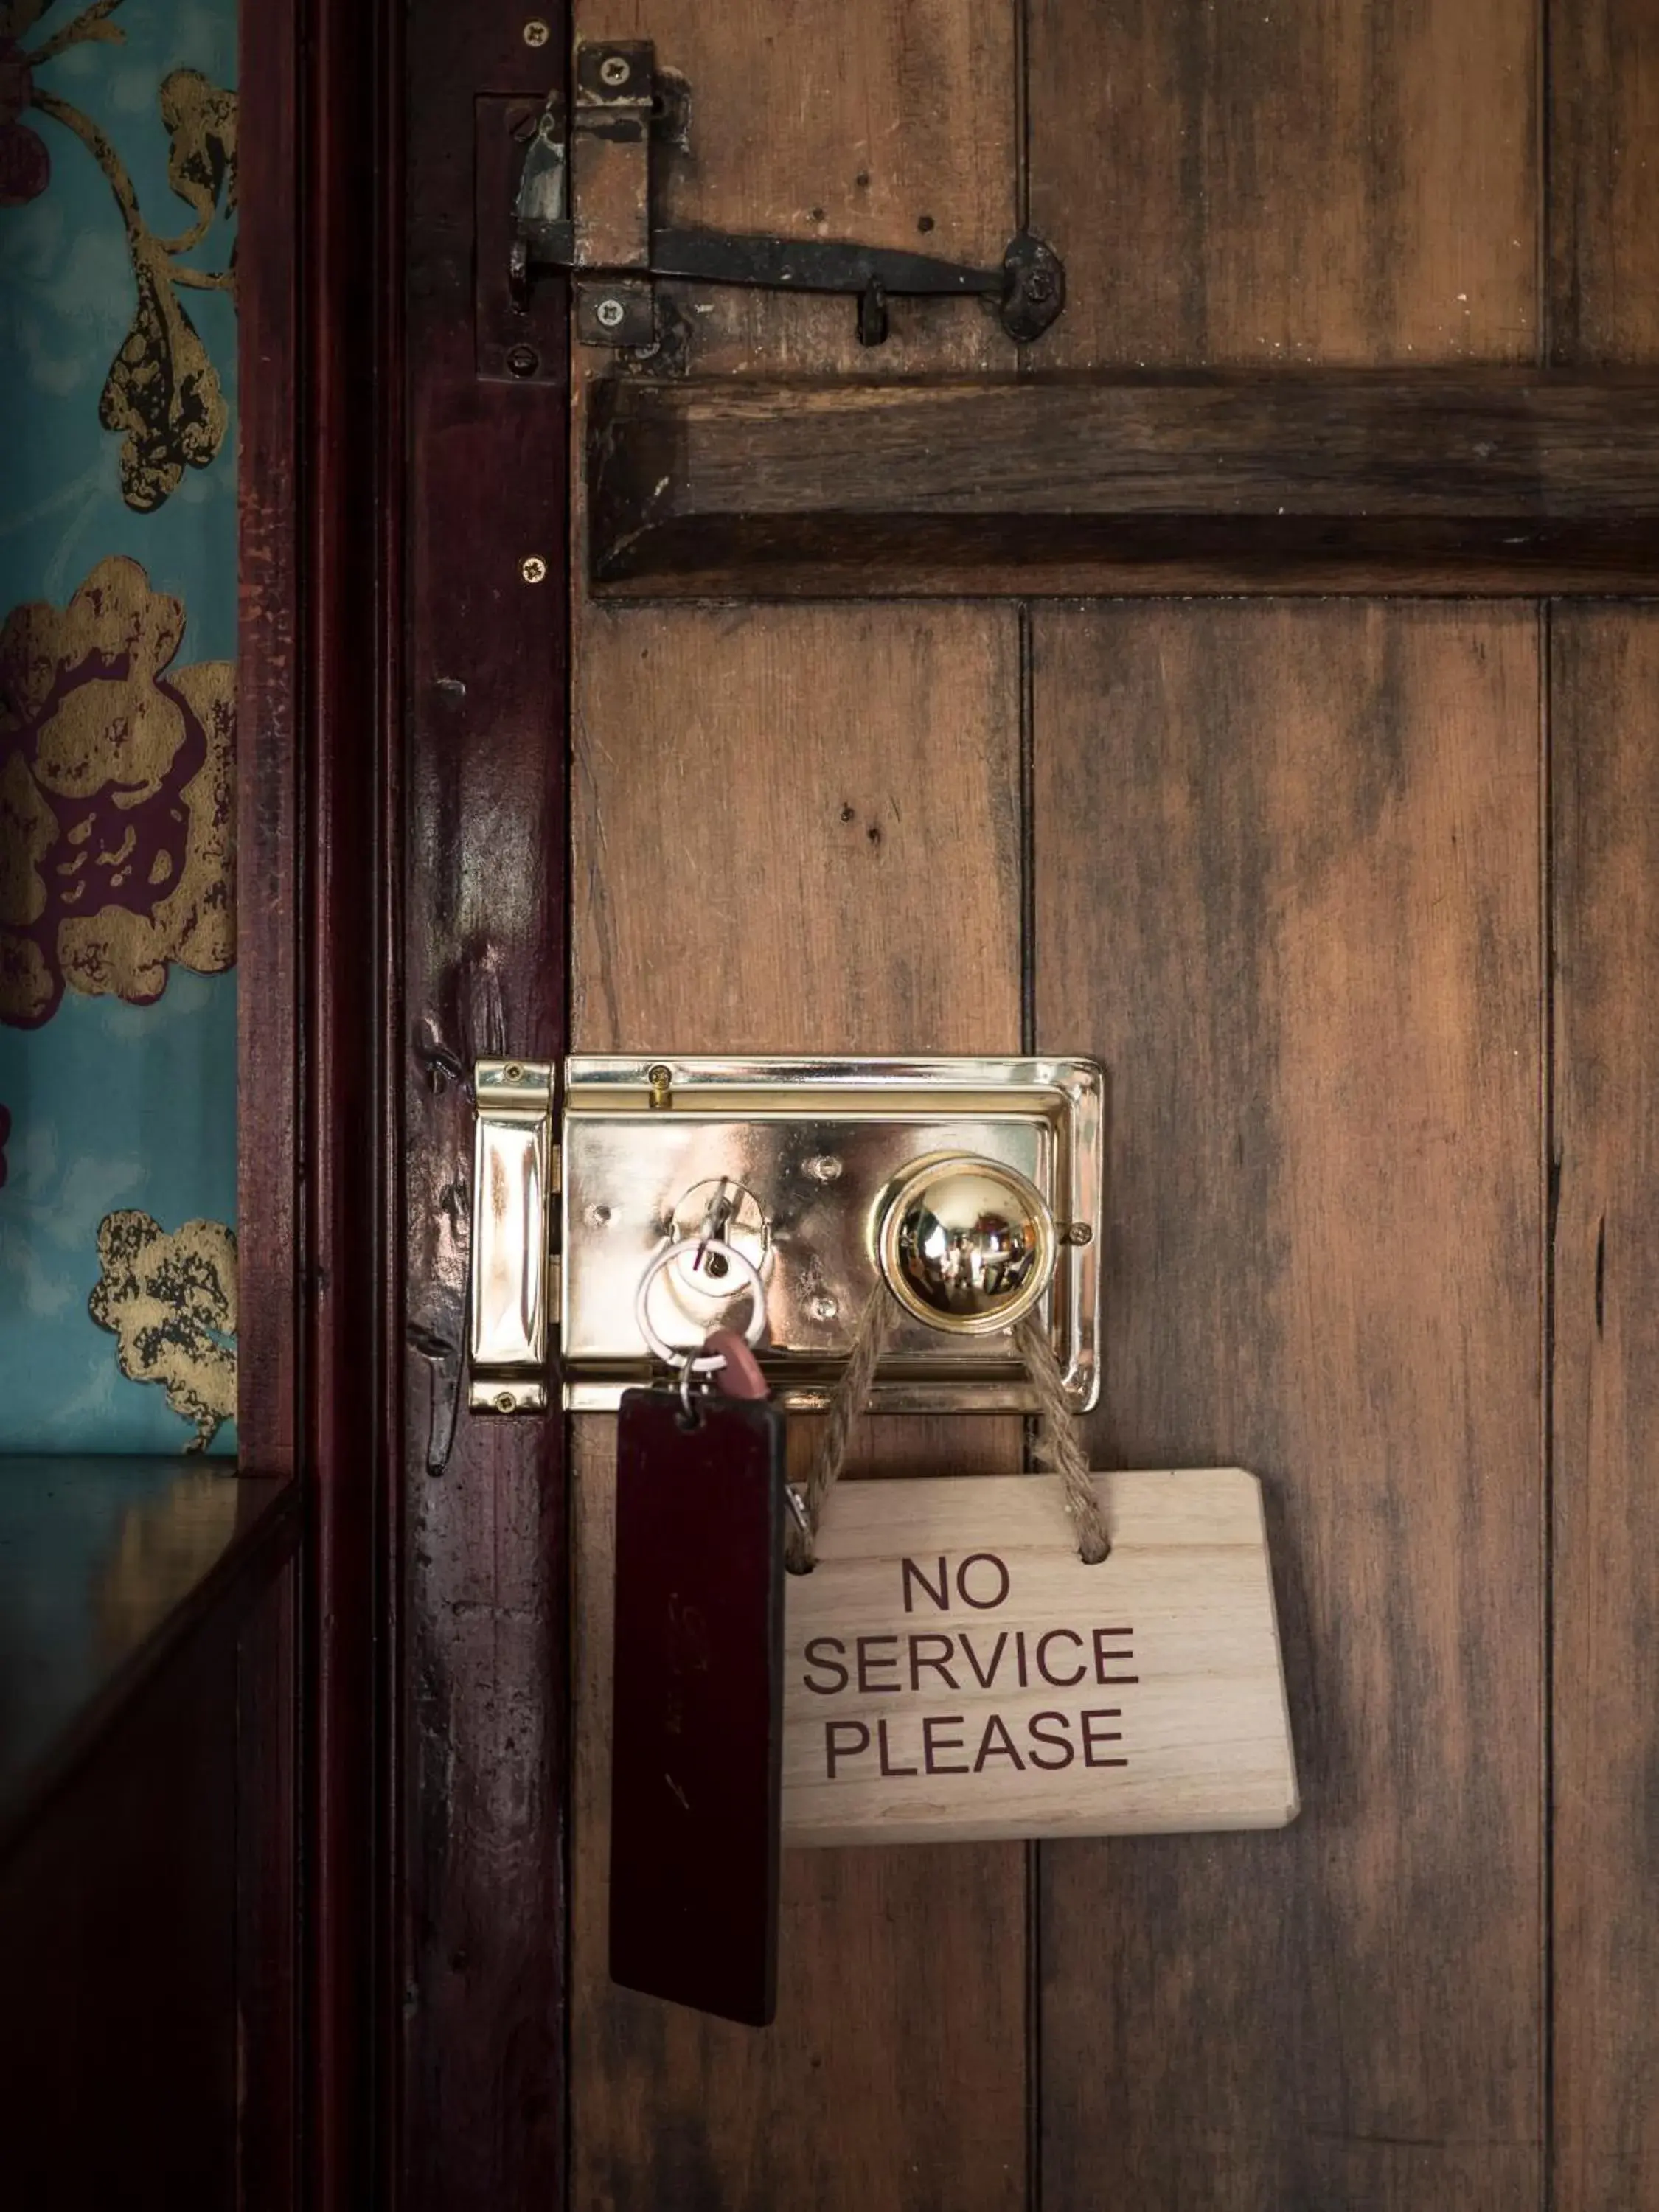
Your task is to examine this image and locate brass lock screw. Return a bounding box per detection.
[521,20,550,48]
[520,554,548,584]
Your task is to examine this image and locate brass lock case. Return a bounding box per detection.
[470,1056,1103,1414]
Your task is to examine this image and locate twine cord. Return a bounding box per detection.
[785,1287,1111,1571]
[1015,1313,1110,1565]
[786,1281,896,1573]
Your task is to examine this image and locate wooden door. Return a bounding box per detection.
[397,3,1659,2206]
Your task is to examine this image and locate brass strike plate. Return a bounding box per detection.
[470,1056,1103,1415]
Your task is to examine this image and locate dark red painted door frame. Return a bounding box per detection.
[238,0,574,2201]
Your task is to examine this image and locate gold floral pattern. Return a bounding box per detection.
[0,554,234,1026]
[3,1,235,509]
[89,1209,237,1448]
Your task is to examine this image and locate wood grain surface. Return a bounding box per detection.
[566,16,1030,2202]
[783,1472,1296,1846]
[1034,605,1543,2209]
[494,3,1659,2205]
[588,371,1659,596]
[1549,0,1659,366]
[238,1,394,2201]
[1023,10,1547,2206]
[1029,0,1537,371]
[401,5,573,2207]
[574,0,1015,380]
[569,605,1029,2211]
[1551,612,1659,2212]
[1548,13,1659,2208]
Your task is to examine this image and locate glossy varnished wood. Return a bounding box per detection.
[401,6,571,2208]
[0,1464,298,2208]
[238,0,396,2196]
[589,372,1659,597]
[0,1461,294,1843]
[1034,606,1543,2208]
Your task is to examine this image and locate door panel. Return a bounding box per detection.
[577,0,1014,376]
[566,10,1032,2203]
[1548,13,1659,2208]
[539,4,1656,2209]
[1029,0,1537,369]
[1549,0,1659,365]
[568,627,1029,2202]
[1023,8,1546,2201]
[1551,612,1659,2212]
[1034,604,1543,2208]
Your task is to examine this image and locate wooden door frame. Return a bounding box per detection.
[238,0,576,2201]
[238,0,405,2198]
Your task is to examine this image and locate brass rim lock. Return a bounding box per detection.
[468,1056,1103,1416]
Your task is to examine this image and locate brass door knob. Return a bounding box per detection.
[875,1154,1057,1335]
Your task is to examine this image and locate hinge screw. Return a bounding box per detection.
[521,19,550,47]
[594,296,627,331]
[494,1391,518,1413]
[519,554,548,584]
[506,343,540,378]
[598,52,632,87]
[647,1063,673,1110]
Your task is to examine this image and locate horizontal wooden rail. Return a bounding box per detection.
[588,372,1659,597]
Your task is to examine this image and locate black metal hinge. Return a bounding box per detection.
[507,39,1065,357]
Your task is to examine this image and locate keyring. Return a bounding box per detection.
[634,1236,769,1372]
[678,1357,702,1425]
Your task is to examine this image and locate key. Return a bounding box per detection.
[608,1335,785,2025]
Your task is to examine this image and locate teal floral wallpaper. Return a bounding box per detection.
[1,0,237,1453]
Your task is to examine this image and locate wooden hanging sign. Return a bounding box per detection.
[782,1470,1298,1846]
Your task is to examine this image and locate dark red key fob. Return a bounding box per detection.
[609,1377,786,2025]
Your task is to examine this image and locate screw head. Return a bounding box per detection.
[494,1391,518,1413]
[809,1293,839,1322]
[1024,270,1056,305]
[804,1153,844,1183]
[598,52,631,87]
[506,343,539,378]
[1062,1221,1093,1247]
[521,19,550,47]
[503,1062,524,1080]
[519,554,548,584]
[594,296,627,331]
